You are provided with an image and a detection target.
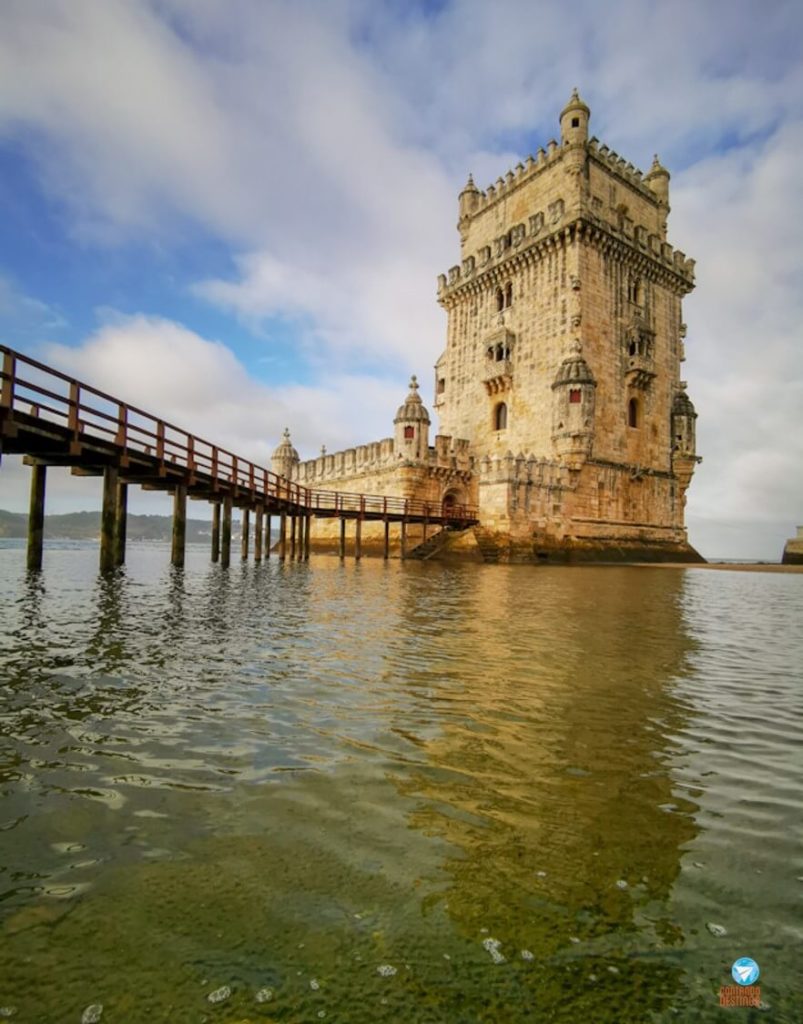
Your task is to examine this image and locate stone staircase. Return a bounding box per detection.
[406,528,452,561]
[472,527,502,563]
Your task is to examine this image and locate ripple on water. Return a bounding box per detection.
[0,549,801,1020]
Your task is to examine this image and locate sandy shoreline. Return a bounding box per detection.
[628,562,803,573]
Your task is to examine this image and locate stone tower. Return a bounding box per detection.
[435,89,702,559]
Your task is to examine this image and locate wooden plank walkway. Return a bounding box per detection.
[0,345,478,570]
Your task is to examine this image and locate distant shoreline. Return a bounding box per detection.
[627,562,803,574]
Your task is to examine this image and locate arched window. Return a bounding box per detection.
[404,425,415,439]
[494,402,508,431]
[628,398,639,428]
[505,282,513,307]
[569,388,582,404]
[496,288,504,312]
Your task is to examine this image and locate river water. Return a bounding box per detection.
[0,542,801,1022]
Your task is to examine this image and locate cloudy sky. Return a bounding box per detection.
[0,0,801,559]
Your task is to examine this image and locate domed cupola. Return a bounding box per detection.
[560,87,590,146]
[271,427,300,479]
[551,342,597,469]
[671,383,697,458]
[671,383,701,502]
[394,375,431,462]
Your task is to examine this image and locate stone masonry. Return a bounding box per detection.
[272,91,703,562]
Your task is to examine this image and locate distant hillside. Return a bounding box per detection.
[0,509,247,543]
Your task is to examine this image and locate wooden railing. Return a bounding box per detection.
[0,345,477,523]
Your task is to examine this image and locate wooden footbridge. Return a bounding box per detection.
[0,345,478,571]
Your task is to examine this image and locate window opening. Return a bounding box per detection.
[494,402,508,430]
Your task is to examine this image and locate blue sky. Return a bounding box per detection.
[1,0,802,559]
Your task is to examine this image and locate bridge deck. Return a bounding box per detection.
[1,345,478,529]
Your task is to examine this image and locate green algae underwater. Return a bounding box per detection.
[0,542,801,1021]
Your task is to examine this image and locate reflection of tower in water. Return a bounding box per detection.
[387,564,700,1015]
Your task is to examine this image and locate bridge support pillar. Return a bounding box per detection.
[355,518,362,561]
[115,482,128,567]
[305,514,311,560]
[400,520,407,560]
[211,502,221,563]
[171,484,187,568]
[422,518,428,543]
[241,508,250,561]
[254,506,263,562]
[279,512,287,561]
[383,520,389,560]
[265,514,272,558]
[26,462,46,572]
[100,465,119,572]
[339,517,346,559]
[221,495,232,568]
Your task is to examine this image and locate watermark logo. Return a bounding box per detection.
[731,957,760,986]
[720,957,761,1008]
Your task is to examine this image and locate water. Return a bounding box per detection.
[0,541,801,1022]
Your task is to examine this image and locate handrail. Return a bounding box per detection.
[0,344,478,522]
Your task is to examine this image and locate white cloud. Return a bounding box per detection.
[44,313,404,462]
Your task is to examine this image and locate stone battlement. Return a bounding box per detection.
[438,214,695,302]
[293,434,473,484]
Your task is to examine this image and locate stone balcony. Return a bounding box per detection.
[483,359,513,395]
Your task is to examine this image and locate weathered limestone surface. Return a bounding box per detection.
[273,92,704,563]
[782,526,803,565]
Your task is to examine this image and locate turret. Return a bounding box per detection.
[644,154,670,210]
[671,383,697,459]
[271,427,299,479]
[671,383,701,500]
[458,173,480,239]
[394,376,430,462]
[560,87,590,146]
[551,342,596,470]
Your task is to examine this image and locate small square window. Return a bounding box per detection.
[571,117,580,128]
[569,389,582,404]
[404,426,415,439]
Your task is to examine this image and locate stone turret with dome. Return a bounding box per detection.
[271,428,299,479]
[394,375,430,462]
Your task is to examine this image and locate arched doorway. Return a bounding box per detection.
[442,487,466,517]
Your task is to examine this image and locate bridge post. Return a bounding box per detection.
[279,512,287,561]
[422,516,429,543]
[241,508,250,561]
[100,465,119,572]
[221,495,232,568]
[171,484,187,568]
[265,513,272,558]
[355,517,362,561]
[339,517,346,559]
[383,520,389,560]
[254,506,263,562]
[211,502,221,563]
[289,515,297,561]
[400,519,407,560]
[115,482,128,566]
[304,514,311,560]
[26,462,46,572]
